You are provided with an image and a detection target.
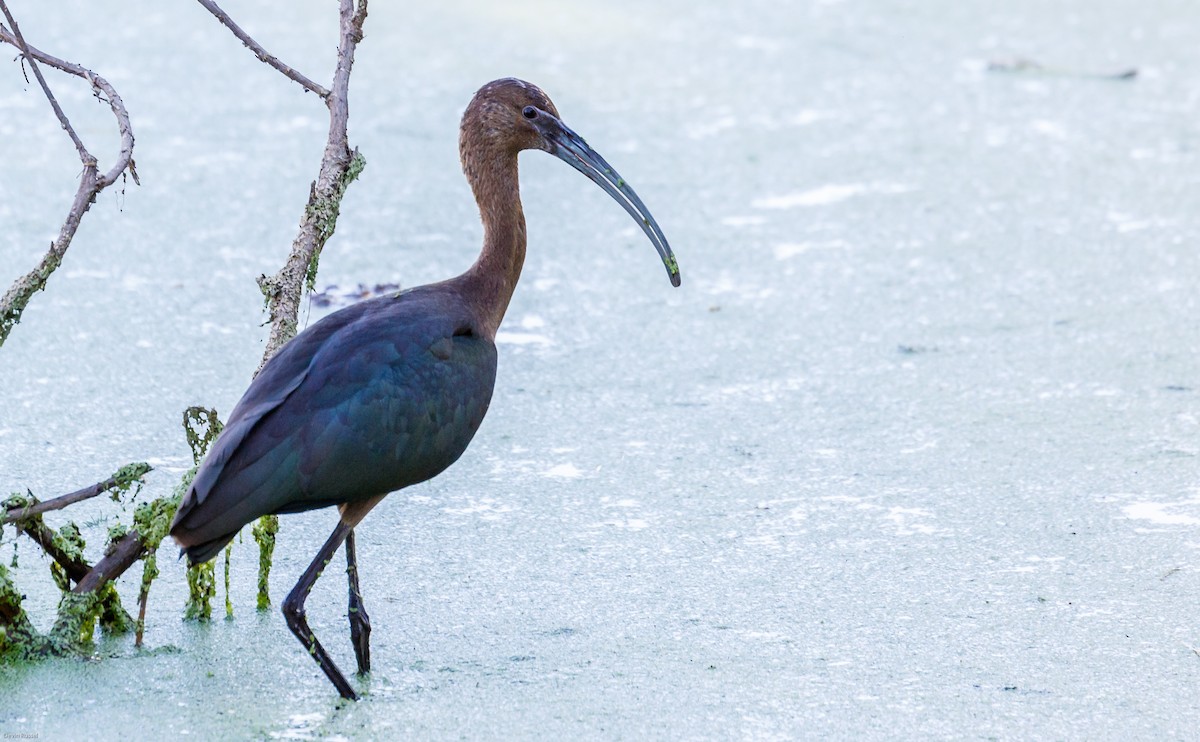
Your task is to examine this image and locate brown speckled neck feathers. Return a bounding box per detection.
[456,79,560,340]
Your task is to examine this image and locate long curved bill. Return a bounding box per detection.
[541,116,681,287]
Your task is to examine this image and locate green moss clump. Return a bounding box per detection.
[49,522,85,595]
[45,591,103,654]
[252,515,279,611]
[183,407,224,464]
[42,584,133,657]
[134,492,181,554]
[129,485,185,634]
[41,573,133,655]
[172,408,222,622]
[97,582,133,636]
[345,149,367,184]
[2,491,33,518]
[0,562,44,661]
[185,561,216,621]
[173,407,226,624]
[108,462,152,502]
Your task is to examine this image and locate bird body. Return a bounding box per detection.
[169,78,680,700]
[172,281,497,563]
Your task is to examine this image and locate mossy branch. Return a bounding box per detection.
[0,461,172,660]
[180,408,221,622]
[185,561,216,621]
[253,0,369,370]
[3,462,152,525]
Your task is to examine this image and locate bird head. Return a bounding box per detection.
[460,78,681,287]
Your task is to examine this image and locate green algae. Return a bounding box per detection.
[180,407,223,622]
[49,523,86,594]
[96,582,133,637]
[0,562,42,661]
[109,462,152,501]
[183,407,224,464]
[0,461,152,661]
[185,560,216,622]
[134,484,183,637]
[46,591,104,654]
[252,514,279,610]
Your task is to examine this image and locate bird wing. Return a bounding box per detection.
[170,289,496,558]
[291,313,496,503]
[172,304,364,533]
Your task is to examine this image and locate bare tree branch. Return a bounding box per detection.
[2,2,371,643]
[255,0,368,369]
[189,0,369,369]
[71,531,145,595]
[195,0,330,99]
[2,465,152,526]
[0,6,138,348]
[0,27,137,188]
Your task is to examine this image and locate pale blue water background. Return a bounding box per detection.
[1,0,1198,738]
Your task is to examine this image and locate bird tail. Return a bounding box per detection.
[175,531,238,567]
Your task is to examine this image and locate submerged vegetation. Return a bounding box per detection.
[0,403,280,661]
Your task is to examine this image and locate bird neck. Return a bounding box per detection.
[464,154,527,339]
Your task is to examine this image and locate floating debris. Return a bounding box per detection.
[309,282,402,308]
[987,57,1137,80]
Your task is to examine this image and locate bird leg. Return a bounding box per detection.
[282,519,358,700]
[345,528,371,675]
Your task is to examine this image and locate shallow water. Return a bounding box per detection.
[1,0,1198,738]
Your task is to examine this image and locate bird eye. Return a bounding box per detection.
[522,106,538,120]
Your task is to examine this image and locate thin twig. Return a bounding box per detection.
[2,471,147,525]
[0,10,138,348]
[0,25,137,189]
[0,2,90,163]
[987,57,1138,81]
[195,0,330,99]
[135,584,150,647]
